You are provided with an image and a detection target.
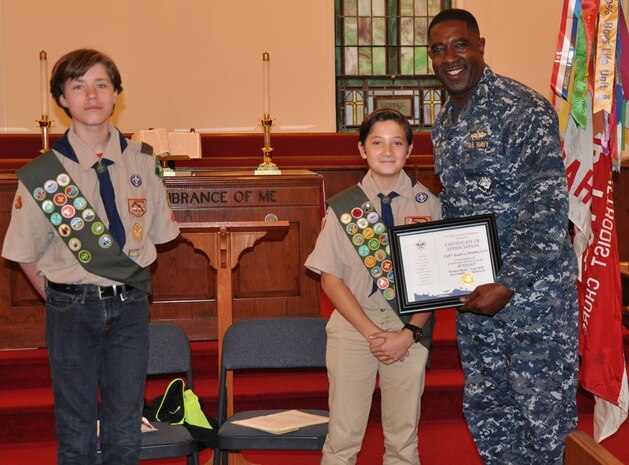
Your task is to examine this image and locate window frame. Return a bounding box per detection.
[335,0,451,132]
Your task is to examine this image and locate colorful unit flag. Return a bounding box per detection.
[551,0,629,442]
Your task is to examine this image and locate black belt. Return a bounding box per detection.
[47,281,136,300]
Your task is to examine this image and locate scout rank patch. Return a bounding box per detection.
[128,199,147,218]
[339,200,396,301]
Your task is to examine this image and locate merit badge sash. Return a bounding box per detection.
[327,185,399,311]
[17,150,151,292]
[327,184,436,351]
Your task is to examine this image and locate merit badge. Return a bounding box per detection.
[41,200,54,213]
[352,234,365,246]
[58,224,72,237]
[132,222,143,243]
[351,207,363,219]
[346,223,358,235]
[368,238,381,250]
[383,287,396,301]
[53,193,67,206]
[373,223,386,235]
[361,201,375,214]
[381,260,393,272]
[44,180,58,193]
[374,249,387,262]
[65,185,79,199]
[14,195,23,210]
[356,218,369,229]
[130,174,142,187]
[61,205,75,218]
[73,197,87,211]
[78,250,92,263]
[358,245,370,257]
[366,211,379,224]
[415,192,428,203]
[128,199,147,218]
[70,217,85,231]
[99,234,113,249]
[91,222,105,235]
[362,227,375,240]
[82,209,96,222]
[370,266,383,279]
[377,277,390,289]
[68,238,81,251]
[56,174,70,187]
[50,212,62,226]
[33,187,46,201]
[340,213,352,225]
[364,256,377,268]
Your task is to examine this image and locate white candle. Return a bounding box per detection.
[262,52,270,116]
[39,50,49,118]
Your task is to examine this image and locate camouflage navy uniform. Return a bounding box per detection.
[431,66,578,465]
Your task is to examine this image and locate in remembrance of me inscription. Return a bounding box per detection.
[168,189,278,205]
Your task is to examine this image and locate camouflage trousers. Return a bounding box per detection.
[457,281,578,465]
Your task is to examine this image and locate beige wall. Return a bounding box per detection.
[457,0,564,99]
[0,0,564,134]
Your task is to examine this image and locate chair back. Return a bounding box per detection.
[148,323,194,389]
[221,318,327,371]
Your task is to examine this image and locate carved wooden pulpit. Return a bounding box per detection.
[179,220,288,465]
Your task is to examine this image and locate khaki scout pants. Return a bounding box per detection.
[321,308,429,465]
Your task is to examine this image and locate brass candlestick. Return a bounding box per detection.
[37,116,53,153]
[255,114,281,175]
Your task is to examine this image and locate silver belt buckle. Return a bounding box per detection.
[98,286,106,300]
[117,285,129,301]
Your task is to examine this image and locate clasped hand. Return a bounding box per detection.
[368,330,412,365]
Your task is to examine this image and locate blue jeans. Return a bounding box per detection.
[45,285,150,465]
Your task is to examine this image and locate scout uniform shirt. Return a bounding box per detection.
[305,169,441,310]
[2,124,180,287]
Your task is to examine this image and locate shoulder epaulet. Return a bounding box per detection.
[140,142,154,156]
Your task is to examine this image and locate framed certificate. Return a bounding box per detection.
[389,214,502,314]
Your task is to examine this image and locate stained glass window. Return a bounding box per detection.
[335,0,450,131]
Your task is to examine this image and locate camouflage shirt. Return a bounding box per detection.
[432,66,577,293]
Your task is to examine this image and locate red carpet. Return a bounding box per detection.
[0,310,627,464]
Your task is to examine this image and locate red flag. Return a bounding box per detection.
[578,135,628,441]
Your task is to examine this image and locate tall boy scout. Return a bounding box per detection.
[2,49,180,465]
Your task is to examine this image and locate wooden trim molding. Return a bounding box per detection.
[0,132,436,170]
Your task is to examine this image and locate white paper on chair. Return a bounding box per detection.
[231,410,328,435]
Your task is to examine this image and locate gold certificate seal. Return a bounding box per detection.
[461,273,474,287]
